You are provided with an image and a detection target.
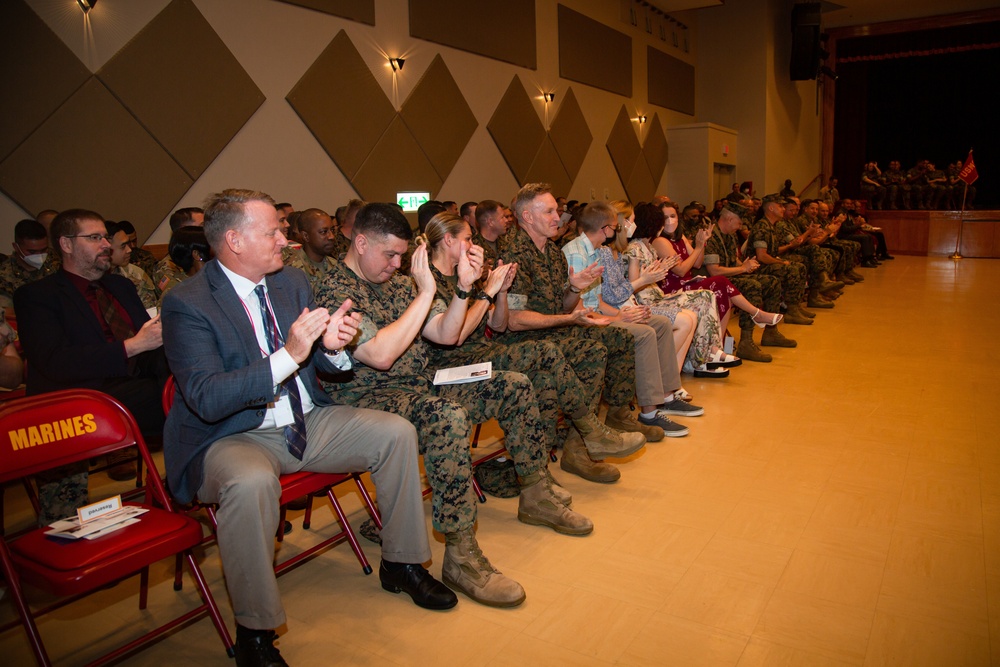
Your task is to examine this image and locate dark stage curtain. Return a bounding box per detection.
[832,21,999,207]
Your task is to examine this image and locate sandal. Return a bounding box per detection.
[751,308,783,328]
[706,349,742,369]
[672,388,694,403]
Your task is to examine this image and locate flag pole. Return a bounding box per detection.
[950,148,975,260]
[950,182,968,260]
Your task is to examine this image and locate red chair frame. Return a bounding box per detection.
[162,376,381,577]
[0,389,233,666]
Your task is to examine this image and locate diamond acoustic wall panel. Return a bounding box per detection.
[488,76,591,191]
[274,0,375,25]
[0,78,193,224]
[0,0,91,163]
[287,30,397,182]
[288,33,477,201]
[97,0,265,180]
[606,106,668,203]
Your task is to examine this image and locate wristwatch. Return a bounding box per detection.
[454,285,471,299]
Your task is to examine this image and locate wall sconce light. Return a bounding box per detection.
[77,0,97,12]
[543,92,556,103]
[389,57,405,72]
[637,115,648,124]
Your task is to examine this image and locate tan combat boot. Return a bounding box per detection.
[847,269,865,282]
[605,405,662,443]
[817,271,845,292]
[560,430,620,483]
[783,304,814,325]
[442,529,525,607]
[806,289,834,309]
[735,335,772,362]
[572,411,647,458]
[540,466,573,507]
[517,472,593,536]
[760,325,797,348]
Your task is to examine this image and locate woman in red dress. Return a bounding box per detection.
[651,201,781,337]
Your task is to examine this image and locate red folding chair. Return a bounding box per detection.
[162,376,381,577]
[0,389,234,666]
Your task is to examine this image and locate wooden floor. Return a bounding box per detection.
[2,255,998,666]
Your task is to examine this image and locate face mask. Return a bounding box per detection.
[624,220,637,238]
[560,212,572,224]
[16,244,46,269]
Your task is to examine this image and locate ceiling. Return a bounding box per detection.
[646,0,1000,28]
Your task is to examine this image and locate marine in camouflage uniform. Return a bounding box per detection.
[748,209,811,324]
[773,214,839,302]
[130,245,158,279]
[859,164,886,210]
[284,245,336,293]
[903,162,927,209]
[881,161,906,210]
[704,222,785,354]
[315,260,550,536]
[923,163,948,210]
[499,223,638,412]
[428,264,602,451]
[0,253,57,309]
[329,230,351,261]
[113,263,158,310]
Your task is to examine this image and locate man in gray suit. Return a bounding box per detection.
[162,188,454,667]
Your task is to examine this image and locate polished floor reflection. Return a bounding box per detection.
[1,255,997,666]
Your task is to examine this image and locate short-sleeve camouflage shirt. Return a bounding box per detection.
[501,224,567,315]
[314,260,448,399]
[749,218,779,256]
[704,228,740,268]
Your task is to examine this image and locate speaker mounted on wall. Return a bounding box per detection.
[789,1,821,81]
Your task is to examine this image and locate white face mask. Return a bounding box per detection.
[560,211,573,224]
[624,219,637,238]
[17,244,46,269]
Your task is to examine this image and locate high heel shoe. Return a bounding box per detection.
[751,308,783,328]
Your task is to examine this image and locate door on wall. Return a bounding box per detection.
[713,164,735,202]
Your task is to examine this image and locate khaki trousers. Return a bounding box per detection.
[198,405,429,630]
[612,314,680,406]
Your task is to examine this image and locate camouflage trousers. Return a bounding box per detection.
[505,324,635,410]
[823,239,858,273]
[757,260,807,304]
[860,184,886,209]
[433,337,602,450]
[351,370,547,534]
[730,274,781,333]
[787,244,834,282]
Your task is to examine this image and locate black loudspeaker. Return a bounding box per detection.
[790,2,821,80]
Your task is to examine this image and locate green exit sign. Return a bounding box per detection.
[397,191,430,212]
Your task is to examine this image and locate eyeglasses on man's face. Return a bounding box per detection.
[63,233,112,243]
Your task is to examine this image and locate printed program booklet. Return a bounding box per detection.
[433,362,493,385]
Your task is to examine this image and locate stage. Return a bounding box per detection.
[865,209,1000,258]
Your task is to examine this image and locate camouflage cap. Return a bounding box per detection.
[722,201,748,218]
[761,193,788,206]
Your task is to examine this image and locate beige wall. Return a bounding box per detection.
[2,0,824,245]
[694,0,822,199]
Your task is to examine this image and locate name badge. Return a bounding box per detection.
[272,394,295,427]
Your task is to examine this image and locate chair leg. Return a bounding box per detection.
[139,566,149,610]
[303,493,316,530]
[173,553,184,591]
[1,550,51,666]
[276,507,287,542]
[184,552,236,657]
[471,474,487,504]
[354,474,382,531]
[325,488,373,575]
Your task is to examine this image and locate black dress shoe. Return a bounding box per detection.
[861,258,879,268]
[379,560,458,610]
[235,626,288,667]
[880,253,895,260]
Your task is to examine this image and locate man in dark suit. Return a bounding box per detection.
[15,209,167,522]
[161,188,453,667]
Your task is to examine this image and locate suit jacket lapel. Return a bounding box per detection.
[205,260,262,363]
